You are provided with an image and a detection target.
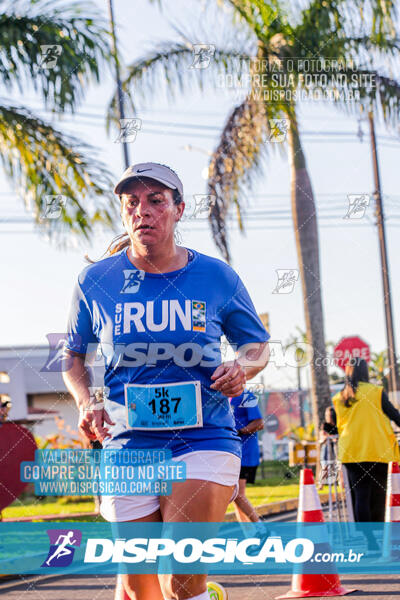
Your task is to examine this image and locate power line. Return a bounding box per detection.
[22,106,400,144]
[2,210,400,225]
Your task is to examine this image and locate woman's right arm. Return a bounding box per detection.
[62,350,114,443]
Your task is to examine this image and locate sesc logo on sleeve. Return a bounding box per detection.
[192,301,206,332]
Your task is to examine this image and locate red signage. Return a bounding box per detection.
[0,422,37,511]
[333,336,371,371]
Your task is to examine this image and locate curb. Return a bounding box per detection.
[224,493,332,522]
[3,494,333,523]
[1,511,100,523]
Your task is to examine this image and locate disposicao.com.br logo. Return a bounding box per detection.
[0,522,389,575]
[83,536,314,564]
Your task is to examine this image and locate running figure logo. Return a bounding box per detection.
[239,387,263,408]
[344,194,370,219]
[42,194,67,219]
[268,119,290,143]
[190,44,215,69]
[121,269,145,294]
[272,269,299,294]
[115,118,142,143]
[181,194,216,220]
[41,529,82,568]
[39,45,62,69]
[41,333,78,372]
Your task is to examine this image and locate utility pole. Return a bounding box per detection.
[297,361,305,428]
[368,111,399,400]
[108,0,130,169]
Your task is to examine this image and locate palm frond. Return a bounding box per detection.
[372,73,400,126]
[207,94,269,263]
[106,42,254,128]
[107,43,193,128]
[0,0,111,112]
[357,0,397,38]
[293,66,400,127]
[225,0,292,42]
[0,104,118,242]
[294,0,398,56]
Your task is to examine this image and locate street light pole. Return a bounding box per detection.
[108,0,130,169]
[368,111,399,398]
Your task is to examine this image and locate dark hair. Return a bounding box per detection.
[340,357,369,407]
[86,183,183,263]
[324,406,337,426]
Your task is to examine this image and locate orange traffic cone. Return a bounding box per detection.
[385,461,400,522]
[276,469,356,599]
[382,461,400,559]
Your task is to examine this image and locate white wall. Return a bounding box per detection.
[30,394,80,441]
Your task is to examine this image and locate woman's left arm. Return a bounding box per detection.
[381,390,400,427]
[210,271,270,397]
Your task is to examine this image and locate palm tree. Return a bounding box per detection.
[110,0,400,428]
[369,350,400,390]
[0,0,117,241]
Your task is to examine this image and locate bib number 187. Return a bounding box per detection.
[148,387,181,415]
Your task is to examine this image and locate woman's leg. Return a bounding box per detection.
[158,479,235,600]
[345,462,373,521]
[370,462,388,522]
[234,478,260,522]
[119,509,164,600]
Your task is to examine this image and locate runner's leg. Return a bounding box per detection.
[158,479,234,600]
[119,509,164,600]
[233,477,259,522]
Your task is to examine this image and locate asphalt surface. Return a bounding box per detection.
[2,509,400,599]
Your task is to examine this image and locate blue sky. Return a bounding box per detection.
[1,0,399,390]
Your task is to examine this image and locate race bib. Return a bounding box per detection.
[124,381,203,430]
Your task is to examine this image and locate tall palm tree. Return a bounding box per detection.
[109,0,400,428]
[0,0,117,241]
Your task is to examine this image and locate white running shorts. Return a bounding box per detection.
[100,450,241,522]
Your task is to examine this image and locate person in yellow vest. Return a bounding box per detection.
[332,357,400,522]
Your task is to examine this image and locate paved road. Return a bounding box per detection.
[2,508,398,599]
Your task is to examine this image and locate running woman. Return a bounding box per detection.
[62,163,270,600]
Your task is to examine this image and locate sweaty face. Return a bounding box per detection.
[120,177,184,246]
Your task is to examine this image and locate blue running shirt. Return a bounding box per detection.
[230,390,263,466]
[65,247,270,458]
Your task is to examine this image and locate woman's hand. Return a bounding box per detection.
[62,352,115,444]
[78,402,115,444]
[210,360,247,397]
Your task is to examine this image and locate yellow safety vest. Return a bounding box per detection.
[333,381,400,464]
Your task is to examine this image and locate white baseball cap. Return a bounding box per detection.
[114,162,184,196]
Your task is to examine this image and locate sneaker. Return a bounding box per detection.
[207,581,228,599]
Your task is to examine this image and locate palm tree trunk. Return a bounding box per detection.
[286,110,331,430]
